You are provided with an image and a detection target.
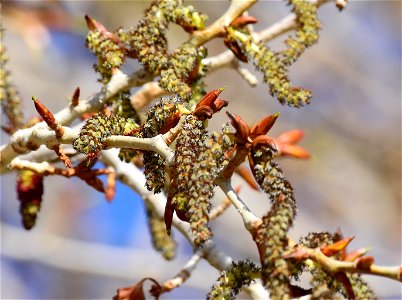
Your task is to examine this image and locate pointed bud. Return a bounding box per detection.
[85,15,121,44]
[196,88,225,109]
[212,99,229,113]
[71,87,80,107]
[344,247,370,262]
[159,112,182,134]
[224,38,248,63]
[355,256,374,270]
[193,106,214,119]
[32,96,56,128]
[321,237,354,256]
[250,113,279,138]
[226,111,250,144]
[231,15,258,28]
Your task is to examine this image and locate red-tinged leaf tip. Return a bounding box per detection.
[231,15,258,27]
[212,99,229,113]
[226,111,250,144]
[279,144,311,159]
[355,256,375,270]
[321,236,354,257]
[71,87,80,107]
[32,96,56,127]
[250,112,280,138]
[276,129,304,144]
[196,88,225,109]
[344,247,371,262]
[84,15,96,31]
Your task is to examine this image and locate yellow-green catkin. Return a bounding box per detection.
[86,30,125,84]
[142,96,184,193]
[172,114,218,246]
[281,0,320,65]
[347,273,377,300]
[252,148,296,299]
[207,260,260,300]
[73,113,139,158]
[112,91,142,163]
[158,44,198,100]
[0,28,24,134]
[227,28,312,108]
[300,232,345,298]
[145,201,176,260]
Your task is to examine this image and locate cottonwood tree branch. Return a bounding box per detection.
[0,69,153,171]
[203,0,332,73]
[216,178,261,231]
[292,245,402,282]
[101,148,269,299]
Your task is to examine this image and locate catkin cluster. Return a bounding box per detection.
[172,114,218,246]
[207,260,260,300]
[86,29,125,84]
[281,0,320,65]
[300,232,376,300]
[145,202,177,260]
[142,97,186,193]
[252,148,296,299]
[227,28,312,108]
[73,113,139,161]
[0,29,24,134]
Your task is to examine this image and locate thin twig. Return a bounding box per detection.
[216,178,261,231]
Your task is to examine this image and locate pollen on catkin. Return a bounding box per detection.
[252,147,296,299]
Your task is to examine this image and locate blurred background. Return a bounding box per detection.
[1,0,400,299]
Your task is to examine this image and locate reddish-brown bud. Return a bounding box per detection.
[231,15,258,28]
[224,38,248,63]
[71,87,80,107]
[193,106,214,119]
[226,111,250,144]
[32,96,56,128]
[250,113,279,138]
[159,112,182,134]
[196,88,225,109]
[355,256,374,270]
[85,15,122,45]
[212,99,229,113]
[321,237,354,257]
